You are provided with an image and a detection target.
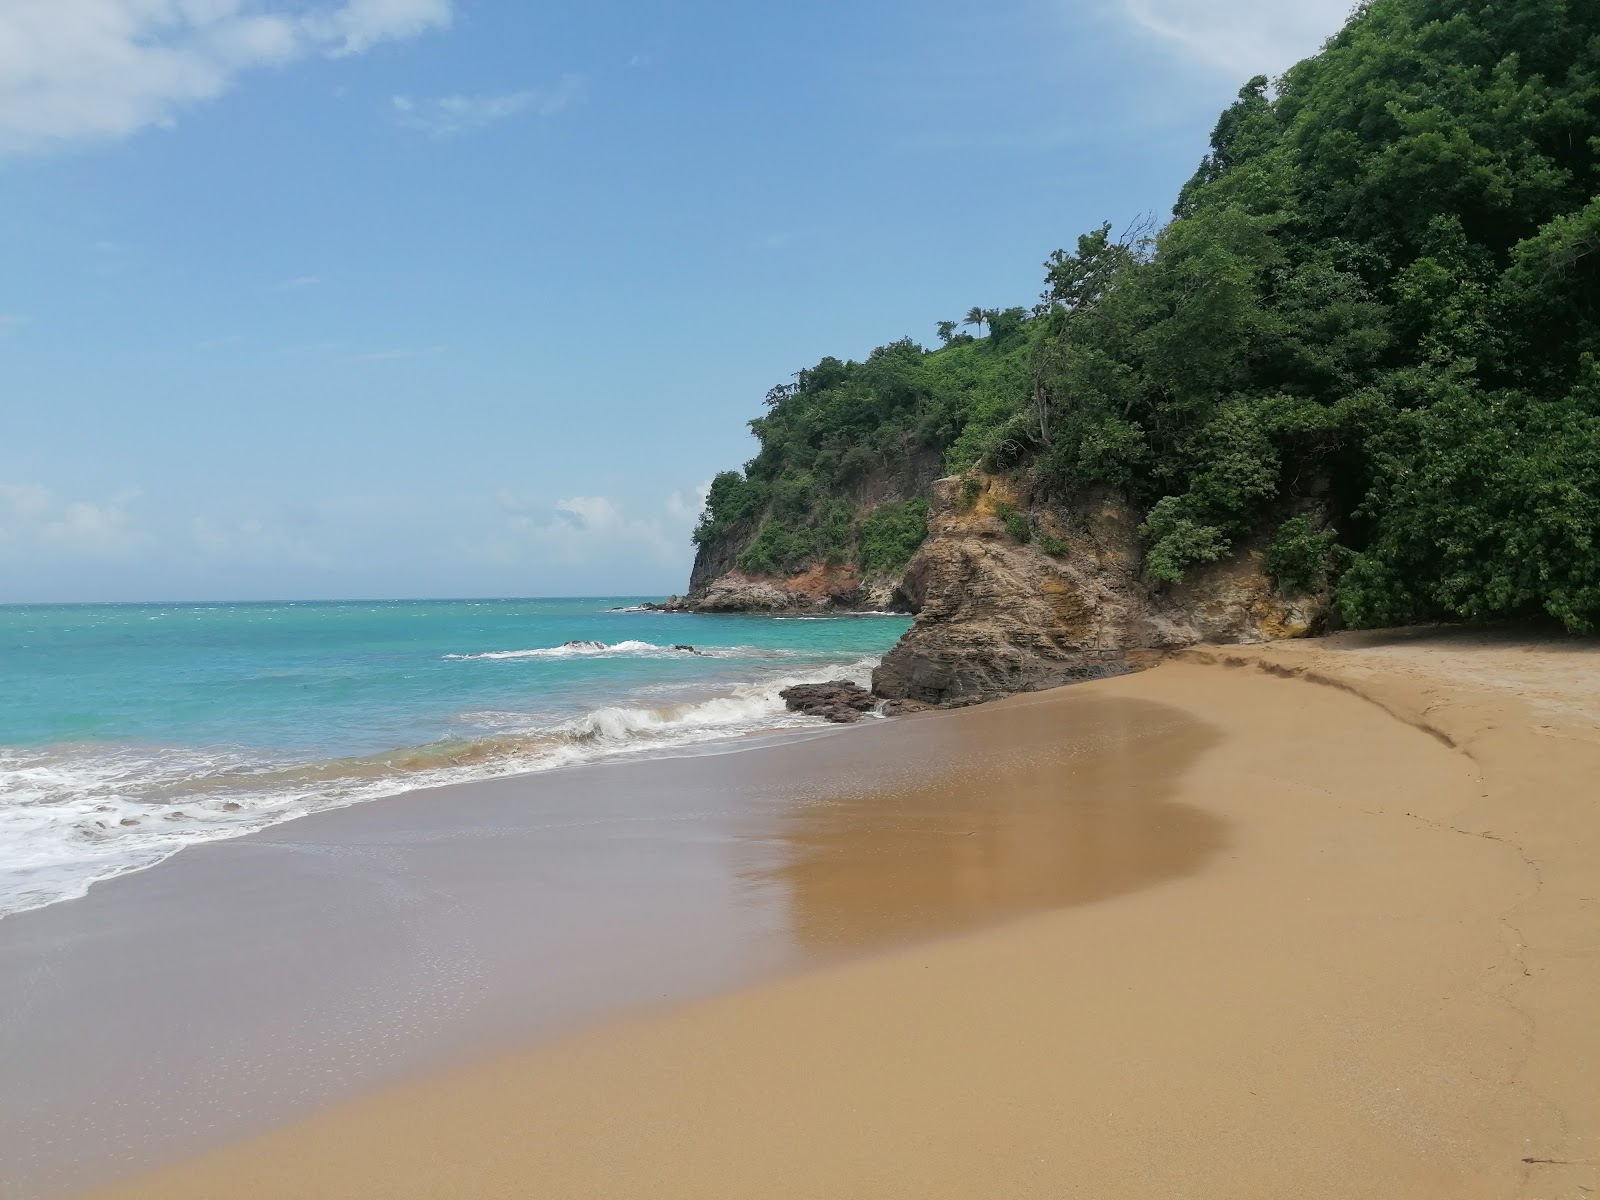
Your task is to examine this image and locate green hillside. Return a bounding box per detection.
[697,0,1600,631]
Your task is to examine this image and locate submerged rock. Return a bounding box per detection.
[779,680,877,724]
[561,640,607,650]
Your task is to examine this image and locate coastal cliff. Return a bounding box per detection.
[872,476,1324,705]
[675,0,1600,679]
[677,465,1325,706]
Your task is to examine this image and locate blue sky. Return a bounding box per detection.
[0,0,1354,602]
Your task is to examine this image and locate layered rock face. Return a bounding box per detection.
[660,563,906,614]
[872,477,1325,706]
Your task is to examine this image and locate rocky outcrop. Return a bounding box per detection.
[872,476,1327,706]
[779,680,878,723]
[658,565,906,615]
[668,455,942,614]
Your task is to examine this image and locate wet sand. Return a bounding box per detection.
[2,691,1219,1199]
[26,629,1600,1199]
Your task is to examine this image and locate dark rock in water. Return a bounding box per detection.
[671,644,703,655]
[780,680,877,724]
[562,640,607,650]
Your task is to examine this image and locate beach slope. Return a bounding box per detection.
[88,629,1599,1200]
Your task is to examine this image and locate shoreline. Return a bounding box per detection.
[0,620,905,922]
[15,628,1599,1199]
[2,676,1216,1199]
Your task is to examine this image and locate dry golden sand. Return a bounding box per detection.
[90,629,1600,1200]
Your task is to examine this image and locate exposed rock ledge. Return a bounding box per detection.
[654,564,906,614]
[871,476,1326,707]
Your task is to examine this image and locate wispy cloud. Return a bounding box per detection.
[1118,0,1355,76]
[391,75,586,137]
[0,314,26,334]
[352,345,446,362]
[275,274,321,292]
[0,0,455,157]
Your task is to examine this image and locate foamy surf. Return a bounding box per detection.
[0,656,882,920]
[443,641,803,662]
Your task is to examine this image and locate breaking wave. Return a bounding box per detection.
[443,641,801,661]
[0,657,881,919]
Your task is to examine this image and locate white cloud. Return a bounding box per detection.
[1119,0,1356,76]
[190,514,333,567]
[0,482,151,559]
[391,75,585,136]
[0,0,454,156]
[665,481,711,526]
[485,489,697,568]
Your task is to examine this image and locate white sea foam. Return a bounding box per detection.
[0,656,881,919]
[443,641,800,661]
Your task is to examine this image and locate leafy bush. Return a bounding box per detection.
[993,501,1031,544]
[694,472,766,546]
[1264,517,1335,593]
[859,499,930,576]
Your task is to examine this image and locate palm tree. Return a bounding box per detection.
[963,306,987,337]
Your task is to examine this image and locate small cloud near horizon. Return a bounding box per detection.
[484,487,701,569]
[391,75,586,137]
[0,482,151,561]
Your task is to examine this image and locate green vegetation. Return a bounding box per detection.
[1265,516,1337,594]
[859,499,931,576]
[697,0,1600,630]
[694,328,1030,578]
[993,501,1031,544]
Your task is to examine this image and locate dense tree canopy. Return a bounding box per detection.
[698,0,1600,630]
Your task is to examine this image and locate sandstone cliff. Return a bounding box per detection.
[871,476,1326,705]
[660,565,907,614]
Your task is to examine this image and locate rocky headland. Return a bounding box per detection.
[676,473,1326,708]
[871,475,1324,705]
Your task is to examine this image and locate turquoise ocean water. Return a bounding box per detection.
[0,599,910,917]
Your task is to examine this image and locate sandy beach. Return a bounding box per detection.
[20,628,1599,1199]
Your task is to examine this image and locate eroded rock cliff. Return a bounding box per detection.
[658,564,907,614]
[871,476,1326,705]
